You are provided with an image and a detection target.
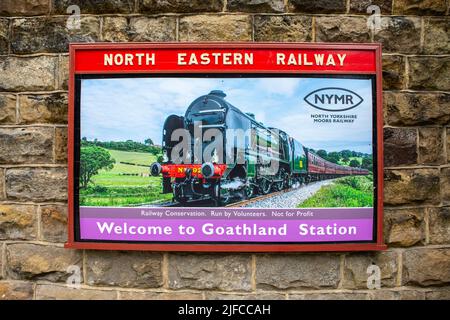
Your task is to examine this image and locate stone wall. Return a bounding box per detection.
[0,0,449,300]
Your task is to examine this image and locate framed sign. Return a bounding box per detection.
[66,43,386,252]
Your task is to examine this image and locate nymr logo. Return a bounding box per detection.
[304,87,363,112]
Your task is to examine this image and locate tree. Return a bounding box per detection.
[349,159,360,167]
[144,138,154,146]
[80,146,115,189]
[316,149,327,159]
[362,157,373,171]
[327,151,340,164]
[341,149,352,159]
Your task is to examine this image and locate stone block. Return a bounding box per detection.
[0,0,49,16]
[316,16,371,43]
[19,93,68,124]
[0,127,54,164]
[383,127,417,167]
[384,169,440,206]
[384,92,450,126]
[254,15,312,42]
[383,208,425,247]
[169,254,252,291]
[441,167,450,203]
[408,56,450,91]
[423,18,450,54]
[139,0,223,13]
[55,127,67,164]
[179,15,252,41]
[256,254,340,290]
[0,204,36,240]
[0,95,16,124]
[120,290,203,300]
[288,0,346,13]
[374,17,421,54]
[40,205,67,243]
[428,207,450,245]
[6,243,82,282]
[402,248,450,286]
[86,251,163,289]
[342,251,398,289]
[289,291,368,300]
[350,0,392,14]
[0,19,9,54]
[227,0,285,12]
[52,0,134,14]
[36,284,117,300]
[5,167,67,202]
[418,127,445,165]
[393,0,447,15]
[0,281,34,300]
[11,16,100,54]
[0,56,57,92]
[382,55,406,90]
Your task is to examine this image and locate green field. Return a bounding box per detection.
[80,149,171,206]
[92,149,157,186]
[298,175,373,208]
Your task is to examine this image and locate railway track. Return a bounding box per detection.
[139,187,297,208]
[136,179,336,208]
[138,184,305,208]
[225,187,296,207]
[139,198,215,207]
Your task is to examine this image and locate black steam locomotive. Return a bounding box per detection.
[151,90,369,205]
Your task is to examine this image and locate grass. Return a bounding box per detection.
[80,149,171,206]
[90,149,160,187]
[79,186,171,207]
[297,175,373,208]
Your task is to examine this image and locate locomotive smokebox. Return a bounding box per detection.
[150,162,162,176]
[201,162,215,178]
[209,90,226,98]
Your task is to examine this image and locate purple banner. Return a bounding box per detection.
[80,207,374,242]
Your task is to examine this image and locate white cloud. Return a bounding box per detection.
[255,78,301,97]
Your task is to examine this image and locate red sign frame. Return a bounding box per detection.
[65,42,386,252]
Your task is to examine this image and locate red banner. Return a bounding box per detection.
[73,44,377,73]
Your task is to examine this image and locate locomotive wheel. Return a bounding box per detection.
[175,195,188,205]
[244,183,255,199]
[273,169,285,191]
[286,175,292,189]
[273,182,283,192]
[282,170,289,190]
[173,185,188,204]
[259,178,272,195]
[213,183,222,206]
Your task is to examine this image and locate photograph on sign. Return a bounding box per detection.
[68,44,384,251]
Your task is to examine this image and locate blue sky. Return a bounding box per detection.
[80,77,373,154]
